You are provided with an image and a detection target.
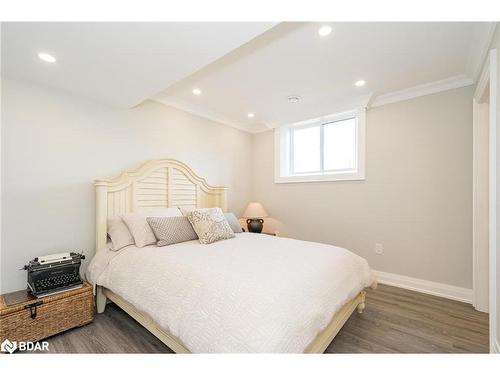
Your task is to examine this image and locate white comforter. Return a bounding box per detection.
[87,233,375,353]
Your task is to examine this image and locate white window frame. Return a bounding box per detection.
[274,108,366,183]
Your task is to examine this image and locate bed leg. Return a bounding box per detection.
[357,291,366,314]
[96,286,107,313]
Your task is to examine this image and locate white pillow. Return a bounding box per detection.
[107,216,135,251]
[121,208,182,248]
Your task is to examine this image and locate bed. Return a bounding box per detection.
[87,159,375,353]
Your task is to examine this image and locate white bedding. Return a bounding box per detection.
[87,233,375,353]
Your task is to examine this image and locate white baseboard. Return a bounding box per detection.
[373,270,473,304]
[492,339,500,354]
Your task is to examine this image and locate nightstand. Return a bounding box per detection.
[0,282,94,347]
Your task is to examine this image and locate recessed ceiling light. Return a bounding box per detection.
[247,113,255,118]
[192,88,202,96]
[287,95,301,103]
[318,25,332,37]
[38,52,56,63]
[355,80,366,87]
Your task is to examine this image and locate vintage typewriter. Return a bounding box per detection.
[22,252,85,297]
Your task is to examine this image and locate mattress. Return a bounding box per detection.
[86,233,375,353]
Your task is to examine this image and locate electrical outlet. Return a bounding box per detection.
[375,243,383,255]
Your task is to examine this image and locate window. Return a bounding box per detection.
[275,109,365,183]
[292,125,321,173]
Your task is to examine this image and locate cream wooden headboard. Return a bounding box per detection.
[95,159,227,251]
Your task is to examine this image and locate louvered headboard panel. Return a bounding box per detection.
[135,167,169,209]
[95,159,227,251]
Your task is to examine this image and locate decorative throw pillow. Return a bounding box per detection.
[224,212,243,233]
[121,208,182,248]
[107,216,135,251]
[146,216,198,246]
[186,208,235,244]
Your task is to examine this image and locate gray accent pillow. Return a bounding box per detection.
[185,208,235,244]
[146,216,199,247]
[224,212,243,233]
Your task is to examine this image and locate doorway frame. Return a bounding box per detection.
[473,48,498,353]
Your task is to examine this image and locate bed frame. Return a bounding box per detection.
[93,159,366,353]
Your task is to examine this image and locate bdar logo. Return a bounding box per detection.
[1,339,17,354]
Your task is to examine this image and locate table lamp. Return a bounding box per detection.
[242,202,269,233]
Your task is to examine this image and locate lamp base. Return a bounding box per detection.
[246,218,264,233]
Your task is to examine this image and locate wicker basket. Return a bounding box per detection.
[0,283,94,344]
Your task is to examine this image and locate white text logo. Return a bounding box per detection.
[0,339,49,353]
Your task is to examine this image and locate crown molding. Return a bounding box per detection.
[263,94,374,131]
[474,54,491,100]
[370,75,474,108]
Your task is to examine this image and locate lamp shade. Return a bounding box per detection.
[242,202,269,218]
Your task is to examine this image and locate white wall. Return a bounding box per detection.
[252,86,474,289]
[0,78,476,297]
[0,79,253,293]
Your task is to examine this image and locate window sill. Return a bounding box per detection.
[274,172,365,184]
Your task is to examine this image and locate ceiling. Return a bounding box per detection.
[155,22,495,132]
[2,22,495,132]
[1,22,276,108]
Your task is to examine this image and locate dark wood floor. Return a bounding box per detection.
[42,284,489,353]
[327,285,488,353]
